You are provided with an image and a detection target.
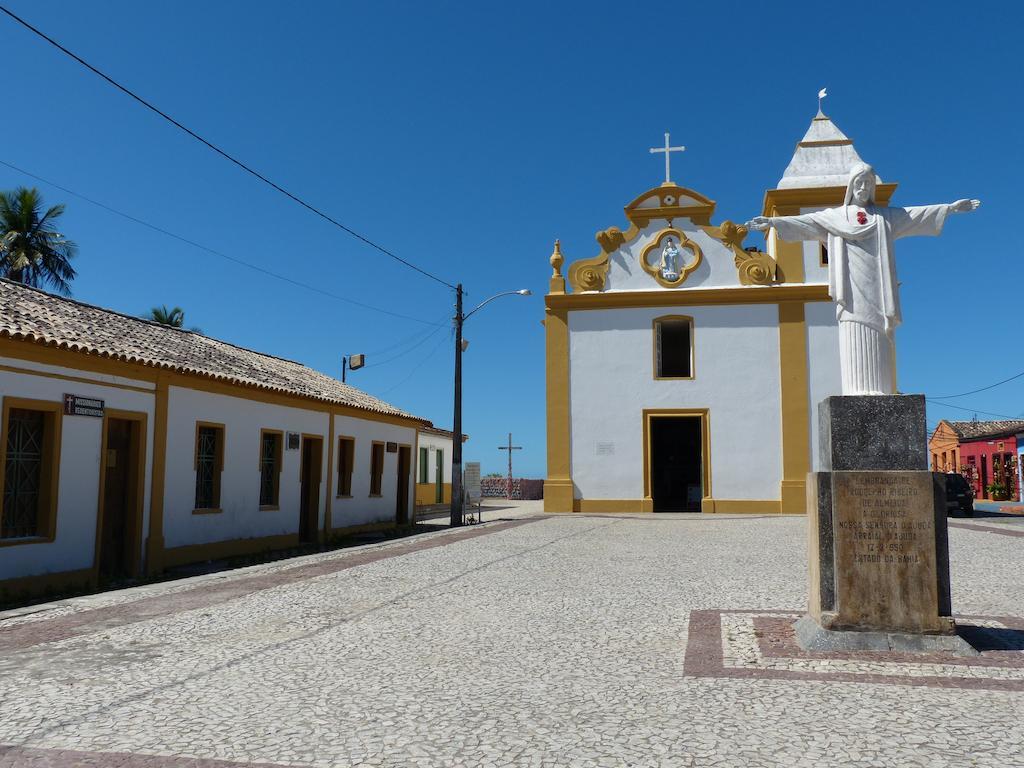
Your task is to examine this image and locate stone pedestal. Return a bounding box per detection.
[801,395,972,653]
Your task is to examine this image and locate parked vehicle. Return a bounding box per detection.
[944,473,975,517]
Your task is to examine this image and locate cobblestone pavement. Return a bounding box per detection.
[1,503,1022,767]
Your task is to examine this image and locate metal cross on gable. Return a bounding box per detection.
[649,132,685,185]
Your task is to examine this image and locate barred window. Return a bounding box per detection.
[194,424,224,510]
[3,408,48,538]
[259,431,282,507]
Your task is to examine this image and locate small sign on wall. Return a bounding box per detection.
[386,442,398,453]
[286,432,300,450]
[596,441,615,456]
[63,394,104,418]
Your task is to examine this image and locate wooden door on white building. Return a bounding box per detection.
[299,436,322,542]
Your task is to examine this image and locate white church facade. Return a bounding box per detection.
[544,110,900,514]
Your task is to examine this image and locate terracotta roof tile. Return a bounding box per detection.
[0,280,426,423]
[946,419,1024,440]
[419,425,468,441]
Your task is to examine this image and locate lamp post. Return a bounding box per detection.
[450,285,531,527]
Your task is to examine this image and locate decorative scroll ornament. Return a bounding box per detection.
[595,227,626,254]
[639,228,702,288]
[567,226,627,292]
[564,183,719,293]
[711,220,779,286]
[571,260,609,292]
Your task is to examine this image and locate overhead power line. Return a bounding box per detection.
[930,368,1024,400]
[363,315,450,357]
[364,321,450,367]
[0,159,442,326]
[380,327,452,396]
[0,5,456,291]
[925,399,1024,421]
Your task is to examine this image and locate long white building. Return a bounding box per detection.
[0,280,429,599]
[545,109,899,514]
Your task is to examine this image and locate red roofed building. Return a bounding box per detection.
[929,419,1024,501]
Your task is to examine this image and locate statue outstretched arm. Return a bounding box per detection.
[893,199,980,239]
[745,213,829,242]
[950,199,981,213]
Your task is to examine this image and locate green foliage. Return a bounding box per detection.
[0,187,77,294]
[144,305,203,334]
[146,305,186,327]
[986,482,1009,499]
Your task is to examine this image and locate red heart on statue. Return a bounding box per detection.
[857,211,868,224]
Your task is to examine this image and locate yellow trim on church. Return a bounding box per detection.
[642,408,710,509]
[543,279,829,515]
[547,284,830,311]
[778,301,811,513]
[543,305,573,513]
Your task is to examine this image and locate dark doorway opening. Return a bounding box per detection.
[650,416,703,512]
[98,417,143,580]
[299,436,323,542]
[396,445,411,525]
[981,455,989,500]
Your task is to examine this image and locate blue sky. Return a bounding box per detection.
[2,1,1020,475]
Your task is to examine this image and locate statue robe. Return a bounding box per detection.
[772,204,949,394]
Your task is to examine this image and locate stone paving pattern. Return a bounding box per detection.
[1,503,1022,767]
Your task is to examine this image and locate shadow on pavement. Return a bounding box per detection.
[967,502,1024,521]
[958,625,1024,652]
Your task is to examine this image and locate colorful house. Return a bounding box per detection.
[928,419,1024,501]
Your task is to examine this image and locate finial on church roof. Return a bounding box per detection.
[550,240,563,276]
[549,239,565,294]
[775,94,883,190]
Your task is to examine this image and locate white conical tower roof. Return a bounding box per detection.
[777,109,882,189]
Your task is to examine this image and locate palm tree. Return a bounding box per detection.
[145,305,186,327]
[0,187,77,295]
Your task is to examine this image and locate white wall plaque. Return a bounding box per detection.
[465,462,482,503]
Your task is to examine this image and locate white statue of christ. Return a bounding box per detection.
[747,163,979,396]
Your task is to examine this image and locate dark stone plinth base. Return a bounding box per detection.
[805,393,957,649]
[819,394,927,471]
[794,614,979,656]
[807,470,952,633]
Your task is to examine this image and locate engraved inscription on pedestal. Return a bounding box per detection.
[832,472,946,634]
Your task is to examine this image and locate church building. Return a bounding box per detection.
[544,110,900,514]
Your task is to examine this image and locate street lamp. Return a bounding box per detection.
[450,285,531,527]
[342,353,365,383]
